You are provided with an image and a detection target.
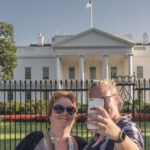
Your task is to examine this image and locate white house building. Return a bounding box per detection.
[14,28,150,81]
[1,28,150,103]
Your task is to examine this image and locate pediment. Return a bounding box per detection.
[52,28,133,48]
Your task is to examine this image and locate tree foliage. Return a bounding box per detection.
[0,21,17,80]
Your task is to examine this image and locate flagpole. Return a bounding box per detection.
[90,2,93,28]
[86,1,93,28]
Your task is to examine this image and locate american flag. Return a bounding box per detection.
[86,1,92,9]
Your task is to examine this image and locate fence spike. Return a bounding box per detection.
[45,80,47,84]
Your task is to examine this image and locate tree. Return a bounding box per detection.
[0,21,17,80]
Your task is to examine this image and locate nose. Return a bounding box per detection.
[62,108,68,115]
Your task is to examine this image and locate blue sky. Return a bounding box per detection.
[0,0,150,46]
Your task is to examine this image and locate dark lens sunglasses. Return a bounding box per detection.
[52,104,76,116]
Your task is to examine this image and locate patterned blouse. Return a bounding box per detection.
[83,115,144,150]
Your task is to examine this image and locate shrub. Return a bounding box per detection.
[2,113,150,122]
[122,99,150,114]
[2,113,87,122]
[76,113,86,122]
[0,99,49,115]
[2,114,48,122]
[77,104,87,113]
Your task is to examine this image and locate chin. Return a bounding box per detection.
[60,124,71,130]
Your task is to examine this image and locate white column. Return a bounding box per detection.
[79,55,85,104]
[79,55,84,81]
[103,55,108,79]
[128,54,133,76]
[55,56,60,81]
[127,54,133,102]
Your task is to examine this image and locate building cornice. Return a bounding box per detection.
[52,28,134,47]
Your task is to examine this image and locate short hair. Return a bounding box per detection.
[47,91,77,119]
[89,79,123,111]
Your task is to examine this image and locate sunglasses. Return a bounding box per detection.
[52,104,76,116]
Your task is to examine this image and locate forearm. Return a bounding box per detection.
[115,136,140,150]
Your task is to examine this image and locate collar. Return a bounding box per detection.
[49,129,75,150]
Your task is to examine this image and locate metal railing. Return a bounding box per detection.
[0,78,149,150]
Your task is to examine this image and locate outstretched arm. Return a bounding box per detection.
[87,107,143,150]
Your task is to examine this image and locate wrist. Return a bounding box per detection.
[114,129,126,143]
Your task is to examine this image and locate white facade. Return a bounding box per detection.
[12,28,150,82]
[1,28,150,103]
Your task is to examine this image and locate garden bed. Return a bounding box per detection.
[2,113,150,122]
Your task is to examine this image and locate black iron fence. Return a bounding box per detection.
[0,77,150,150]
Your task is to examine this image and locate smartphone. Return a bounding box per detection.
[87,98,104,130]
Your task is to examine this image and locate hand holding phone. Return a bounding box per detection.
[87,98,104,129]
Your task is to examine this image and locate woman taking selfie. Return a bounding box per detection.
[15,91,87,150]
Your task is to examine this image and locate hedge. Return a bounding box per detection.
[2,113,150,122]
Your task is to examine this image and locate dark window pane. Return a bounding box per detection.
[25,67,31,80]
[137,66,143,78]
[90,67,96,79]
[43,67,49,79]
[111,67,117,77]
[69,67,75,79]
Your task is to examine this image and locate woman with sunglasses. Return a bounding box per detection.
[15,91,87,150]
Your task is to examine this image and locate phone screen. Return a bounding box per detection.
[87,98,104,129]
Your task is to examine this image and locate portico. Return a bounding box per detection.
[52,28,134,82]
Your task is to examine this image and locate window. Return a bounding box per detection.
[90,67,96,79]
[25,67,31,80]
[111,67,117,77]
[25,91,31,101]
[43,91,49,100]
[69,67,75,79]
[7,91,13,101]
[137,66,143,78]
[43,67,49,79]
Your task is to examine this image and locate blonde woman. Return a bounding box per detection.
[84,79,144,150]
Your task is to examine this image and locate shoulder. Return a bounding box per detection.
[72,135,88,150]
[22,131,44,142]
[118,116,144,150]
[15,131,44,150]
[118,115,142,138]
[28,131,44,137]
[118,115,139,128]
[119,116,140,131]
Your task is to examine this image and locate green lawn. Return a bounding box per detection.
[0,121,149,150]
[136,121,150,150]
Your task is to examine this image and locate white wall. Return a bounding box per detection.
[133,56,150,80]
[14,57,55,81]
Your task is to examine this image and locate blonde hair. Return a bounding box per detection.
[90,79,123,111]
[90,79,118,95]
[47,91,77,119]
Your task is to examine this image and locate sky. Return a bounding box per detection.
[0,0,150,46]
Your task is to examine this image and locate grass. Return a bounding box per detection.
[136,121,150,149]
[0,121,149,150]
